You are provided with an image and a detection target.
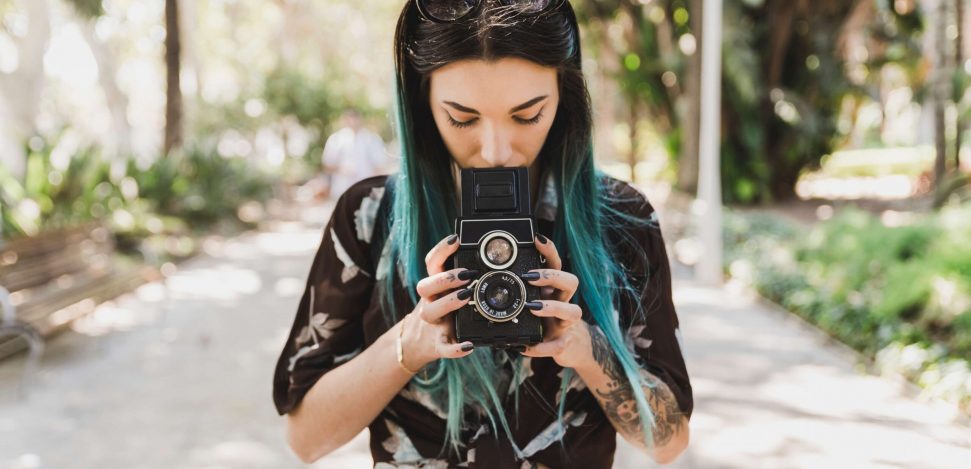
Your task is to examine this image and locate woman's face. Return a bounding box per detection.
[428,57,559,171]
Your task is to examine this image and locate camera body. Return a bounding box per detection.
[452,167,544,350]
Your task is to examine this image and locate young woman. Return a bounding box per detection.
[273,1,693,467]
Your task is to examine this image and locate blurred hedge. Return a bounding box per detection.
[725,205,971,411]
[0,133,275,261]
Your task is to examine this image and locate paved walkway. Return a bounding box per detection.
[2,203,970,468]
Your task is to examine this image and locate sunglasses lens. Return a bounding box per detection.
[499,0,555,13]
[422,0,477,21]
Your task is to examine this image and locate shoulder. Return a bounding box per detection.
[596,174,666,277]
[330,175,391,245]
[596,173,659,225]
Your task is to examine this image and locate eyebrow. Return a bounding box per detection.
[443,95,548,115]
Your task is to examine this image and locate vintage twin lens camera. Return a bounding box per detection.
[452,167,544,350]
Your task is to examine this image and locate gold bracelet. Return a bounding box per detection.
[396,316,421,375]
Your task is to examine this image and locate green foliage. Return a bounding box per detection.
[63,0,104,18]
[0,131,121,237]
[1,133,274,244]
[263,67,340,130]
[577,0,927,203]
[725,205,971,410]
[131,141,275,225]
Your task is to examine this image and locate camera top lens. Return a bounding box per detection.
[485,237,513,265]
[479,231,518,270]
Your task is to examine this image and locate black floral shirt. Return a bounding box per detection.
[272,173,693,468]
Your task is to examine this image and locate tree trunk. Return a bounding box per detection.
[932,0,951,205]
[80,21,132,159]
[0,0,51,180]
[164,0,183,156]
[628,99,640,183]
[677,0,703,196]
[762,0,799,202]
[956,0,965,169]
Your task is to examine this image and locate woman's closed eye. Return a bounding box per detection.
[514,109,545,125]
[446,108,546,129]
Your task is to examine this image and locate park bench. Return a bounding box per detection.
[0,222,158,389]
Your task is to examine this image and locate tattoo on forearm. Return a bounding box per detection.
[587,323,685,448]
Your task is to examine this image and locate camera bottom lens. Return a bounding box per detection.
[485,283,513,310]
[473,271,526,322]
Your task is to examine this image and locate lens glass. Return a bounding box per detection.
[473,271,526,321]
[485,282,513,310]
[499,0,553,13]
[422,0,477,21]
[485,237,513,265]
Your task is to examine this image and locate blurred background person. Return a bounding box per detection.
[321,107,390,199]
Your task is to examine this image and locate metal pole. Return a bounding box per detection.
[697,0,724,286]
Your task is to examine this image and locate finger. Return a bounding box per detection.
[521,336,570,358]
[424,234,460,276]
[416,268,479,300]
[533,233,561,270]
[436,335,476,359]
[521,269,578,302]
[419,286,473,323]
[526,300,582,325]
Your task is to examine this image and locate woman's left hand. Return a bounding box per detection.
[519,234,594,370]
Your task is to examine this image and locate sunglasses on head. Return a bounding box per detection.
[415,0,566,23]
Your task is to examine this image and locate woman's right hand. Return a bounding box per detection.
[398,234,480,371]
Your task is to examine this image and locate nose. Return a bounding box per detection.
[479,121,514,167]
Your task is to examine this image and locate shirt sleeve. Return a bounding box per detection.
[614,192,694,421]
[321,130,341,168]
[272,184,377,415]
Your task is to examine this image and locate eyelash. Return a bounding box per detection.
[447,110,545,129]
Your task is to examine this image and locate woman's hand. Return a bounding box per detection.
[398,234,479,372]
[520,235,595,370]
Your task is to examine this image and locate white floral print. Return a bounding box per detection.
[332,228,368,282]
[398,382,449,420]
[519,410,588,458]
[628,324,654,351]
[534,172,558,222]
[555,367,587,404]
[354,186,386,243]
[380,419,450,468]
[674,326,686,353]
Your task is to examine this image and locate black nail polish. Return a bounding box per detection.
[458,270,479,281]
[446,234,458,245]
[526,301,544,311]
[456,288,473,300]
[520,272,540,281]
[460,343,474,352]
[535,233,548,244]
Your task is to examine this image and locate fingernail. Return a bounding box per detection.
[520,272,540,281]
[457,270,479,281]
[526,301,544,311]
[460,342,474,352]
[456,288,473,300]
[535,233,548,244]
[446,234,458,245]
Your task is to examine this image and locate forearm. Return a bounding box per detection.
[574,325,689,464]
[285,322,413,463]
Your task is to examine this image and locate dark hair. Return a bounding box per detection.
[381,0,659,458]
[397,0,588,206]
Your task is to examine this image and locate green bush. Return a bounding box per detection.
[725,204,971,411]
[130,141,274,226]
[1,134,275,247]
